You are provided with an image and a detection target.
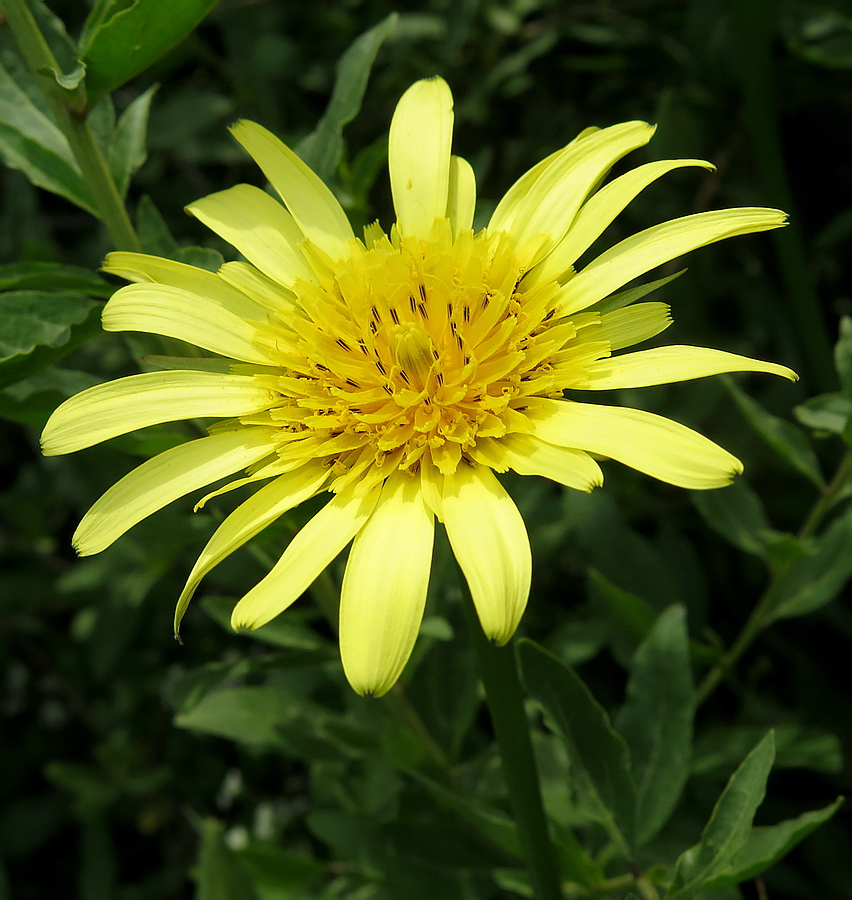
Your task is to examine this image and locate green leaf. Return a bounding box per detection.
[196,819,259,900]
[520,639,637,856]
[0,262,111,295]
[835,315,852,397]
[769,504,852,619]
[297,14,397,184]
[723,376,824,487]
[82,0,220,106]
[667,732,775,899]
[795,392,852,435]
[174,684,299,749]
[703,797,843,890]
[691,479,778,559]
[136,194,179,256]
[0,63,93,212]
[232,843,324,899]
[590,269,686,314]
[108,85,157,199]
[0,367,97,427]
[616,606,694,847]
[30,0,86,94]
[0,291,99,388]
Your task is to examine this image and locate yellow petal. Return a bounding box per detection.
[489,127,599,234]
[217,261,297,312]
[555,208,788,316]
[446,155,476,237]
[73,428,277,556]
[497,121,656,254]
[186,184,314,288]
[496,433,604,491]
[230,484,381,631]
[339,471,434,696]
[101,252,266,321]
[41,371,275,455]
[442,465,531,644]
[229,120,354,261]
[389,76,454,239]
[174,465,329,636]
[598,302,673,351]
[527,158,715,286]
[583,345,798,389]
[529,398,742,489]
[102,283,273,365]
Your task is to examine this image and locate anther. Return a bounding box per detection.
[390,308,400,325]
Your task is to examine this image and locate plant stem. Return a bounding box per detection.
[468,609,564,900]
[697,450,852,704]
[1,0,140,251]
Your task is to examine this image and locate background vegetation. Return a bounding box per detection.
[2,0,852,898]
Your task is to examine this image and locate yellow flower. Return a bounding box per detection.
[41,77,795,696]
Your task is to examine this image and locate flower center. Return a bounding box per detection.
[249,219,582,493]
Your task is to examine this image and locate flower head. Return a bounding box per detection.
[42,77,795,696]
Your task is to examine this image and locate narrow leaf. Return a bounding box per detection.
[770,504,852,619]
[82,0,220,106]
[0,262,111,296]
[297,14,397,184]
[691,479,776,559]
[835,315,852,397]
[724,376,823,487]
[616,606,694,846]
[703,798,843,890]
[109,85,157,198]
[668,732,775,899]
[520,639,637,855]
[0,63,93,212]
[795,392,852,434]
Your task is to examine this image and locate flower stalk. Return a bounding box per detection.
[468,605,564,900]
[1,0,141,251]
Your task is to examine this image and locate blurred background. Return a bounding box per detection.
[2,0,852,898]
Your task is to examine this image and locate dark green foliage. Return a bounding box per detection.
[2,1,852,899]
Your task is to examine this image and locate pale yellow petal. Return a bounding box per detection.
[598,302,673,351]
[186,184,314,288]
[174,465,329,635]
[229,120,354,261]
[101,252,267,321]
[488,127,600,234]
[73,428,277,556]
[583,345,798,389]
[555,208,788,316]
[497,121,656,253]
[217,261,298,312]
[389,76,454,239]
[446,155,476,237]
[102,283,273,365]
[41,371,276,455]
[339,471,434,696]
[527,159,714,286]
[529,398,742,489]
[230,484,381,631]
[498,433,603,491]
[442,465,531,644]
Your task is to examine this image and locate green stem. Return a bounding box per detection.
[696,450,852,704]
[468,611,564,900]
[1,0,140,251]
